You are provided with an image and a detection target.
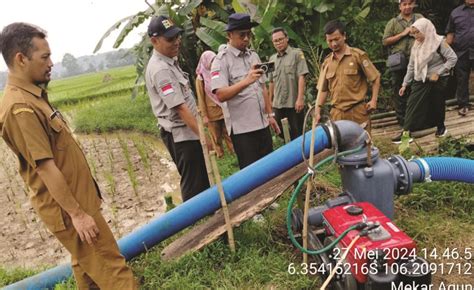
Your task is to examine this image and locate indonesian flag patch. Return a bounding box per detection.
[160,83,174,96]
[211,71,220,80]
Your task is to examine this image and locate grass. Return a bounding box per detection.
[1,66,472,288]
[0,267,39,287]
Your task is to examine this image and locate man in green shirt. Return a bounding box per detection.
[383,0,423,132]
[269,27,309,140]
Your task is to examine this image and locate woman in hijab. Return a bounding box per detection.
[195,50,234,158]
[393,18,457,144]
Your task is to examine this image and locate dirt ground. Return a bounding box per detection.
[0,132,180,269]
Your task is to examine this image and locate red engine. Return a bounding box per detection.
[322,202,416,284]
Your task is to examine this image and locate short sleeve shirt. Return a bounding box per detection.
[268,46,309,108]
[210,45,269,135]
[145,50,199,142]
[318,46,380,111]
[445,4,474,59]
[0,76,101,233]
[383,13,424,56]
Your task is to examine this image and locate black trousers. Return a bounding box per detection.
[391,68,409,127]
[274,107,305,140]
[161,129,210,202]
[404,77,448,132]
[455,53,474,108]
[230,127,273,169]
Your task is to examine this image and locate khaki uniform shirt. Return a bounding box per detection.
[383,13,424,56]
[211,45,269,135]
[319,46,380,111]
[0,76,101,233]
[269,46,309,108]
[145,50,199,142]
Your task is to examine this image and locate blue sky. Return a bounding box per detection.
[0,0,150,71]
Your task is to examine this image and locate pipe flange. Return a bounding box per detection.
[324,119,337,152]
[337,147,380,166]
[388,155,413,195]
[415,158,432,183]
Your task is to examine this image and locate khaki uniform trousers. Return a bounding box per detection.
[330,102,370,133]
[54,211,137,289]
[207,118,234,157]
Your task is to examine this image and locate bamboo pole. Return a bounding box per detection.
[281,118,291,144]
[210,151,235,253]
[302,114,317,265]
[197,115,215,186]
[302,64,328,264]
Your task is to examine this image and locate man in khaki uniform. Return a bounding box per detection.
[0,23,136,289]
[315,20,381,126]
[383,0,423,128]
[268,27,309,140]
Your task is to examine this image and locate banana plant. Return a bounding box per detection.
[96,0,377,100]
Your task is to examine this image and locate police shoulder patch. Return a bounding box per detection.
[362,59,370,67]
[13,108,34,115]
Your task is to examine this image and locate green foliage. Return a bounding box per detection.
[397,136,474,220]
[438,136,474,159]
[0,267,38,286]
[70,93,158,135]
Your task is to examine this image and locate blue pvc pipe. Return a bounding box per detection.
[413,157,474,183]
[6,125,331,289]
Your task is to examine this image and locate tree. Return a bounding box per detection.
[95,0,378,99]
[61,53,82,77]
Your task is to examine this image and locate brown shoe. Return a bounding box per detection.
[458,107,468,116]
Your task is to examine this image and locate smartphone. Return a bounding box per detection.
[255,62,275,73]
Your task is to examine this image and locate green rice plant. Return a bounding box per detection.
[132,138,152,181]
[89,139,103,168]
[104,171,116,197]
[118,136,139,197]
[86,156,97,180]
[48,66,137,107]
[71,94,157,135]
[104,135,115,173]
[110,203,121,237]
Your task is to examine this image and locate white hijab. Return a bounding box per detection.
[411,18,444,82]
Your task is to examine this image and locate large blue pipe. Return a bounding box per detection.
[412,157,474,183]
[7,121,352,289]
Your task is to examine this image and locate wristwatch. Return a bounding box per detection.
[266,112,275,118]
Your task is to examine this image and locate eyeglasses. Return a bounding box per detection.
[272,37,287,44]
[234,31,252,39]
[164,34,182,43]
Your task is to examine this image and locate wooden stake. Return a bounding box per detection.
[302,115,317,265]
[281,118,291,144]
[210,151,235,252]
[302,64,328,264]
[197,115,215,186]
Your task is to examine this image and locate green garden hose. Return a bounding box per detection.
[286,145,365,255]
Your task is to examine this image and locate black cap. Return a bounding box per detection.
[148,16,183,38]
[225,13,258,32]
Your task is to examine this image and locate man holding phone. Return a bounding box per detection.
[269,27,309,140]
[211,13,280,169]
